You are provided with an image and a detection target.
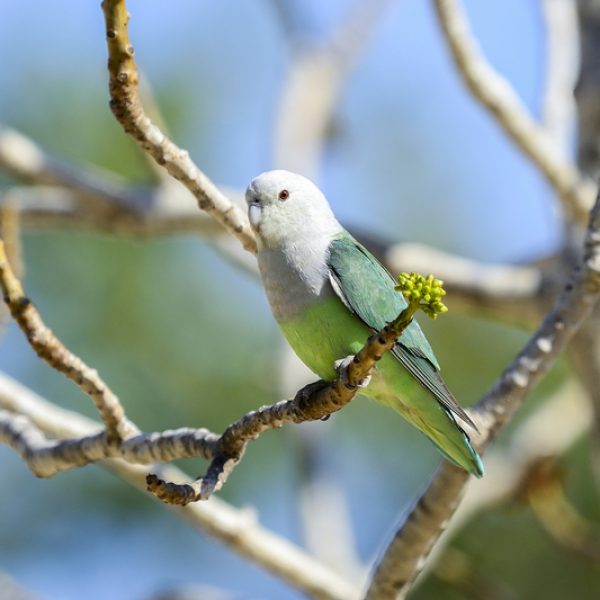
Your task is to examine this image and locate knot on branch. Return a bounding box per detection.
[146,473,199,505]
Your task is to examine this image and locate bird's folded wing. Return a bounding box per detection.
[327,232,475,429]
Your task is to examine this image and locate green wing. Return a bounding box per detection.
[327,231,475,429]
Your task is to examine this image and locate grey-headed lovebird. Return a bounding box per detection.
[246,170,483,477]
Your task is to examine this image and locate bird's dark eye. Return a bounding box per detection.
[278,189,289,201]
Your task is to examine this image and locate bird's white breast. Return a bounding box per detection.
[257,235,333,322]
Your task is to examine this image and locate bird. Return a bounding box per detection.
[245,169,483,477]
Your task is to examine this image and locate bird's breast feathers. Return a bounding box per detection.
[257,235,335,322]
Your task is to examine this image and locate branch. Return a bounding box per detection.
[0,266,446,508]
[365,194,600,599]
[0,239,137,441]
[542,0,580,155]
[0,411,222,477]
[408,378,591,589]
[0,119,558,321]
[0,126,142,214]
[381,240,553,327]
[576,0,600,177]
[146,273,445,504]
[100,0,256,253]
[273,0,391,176]
[0,373,358,600]
[434,0,596,222]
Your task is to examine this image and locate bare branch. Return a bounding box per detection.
[0,239,137,440]
[365,194,600,599]
[0,126,141,214]
[434,0,596,222]
[147,285,433,505]
[0,197,23,279]
[411,379,591,589]
[542,0,580,154]
[575,0,600,177]
[0,373,358,600]
[382,241,552,326]
[274,0,391,176]
[100,0,256,253]
[0,411,223,477]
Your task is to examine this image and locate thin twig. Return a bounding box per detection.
[0,239,137,441]
[434,0,596,222]
[365,194,600,599]
[100,0,256,253]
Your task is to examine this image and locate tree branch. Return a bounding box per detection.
[0,239,137,441]
[273,0,391,177]
[381,240,553,327]
[100,0,256,253]
[0,373,358,600]
[365,193,600,599]
[434,0,596,222]
[407,378,591,590]
[147,281,436,504]
[542,0,580,155]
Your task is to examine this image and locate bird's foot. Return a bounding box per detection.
[334,356,372,388]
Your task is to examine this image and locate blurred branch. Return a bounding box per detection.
[433,0,596,222]
[273,0,391,176]
[411,378,591,588]
[381,240,553,327]
[542,0,580,155]
[0,126,142,214]
[0,373,358,600]
[0,198,23,338]
[0,239,137,441]
[0,197,23,279]
[365,195,600,599]
[100,0,256,253]
[516,456,600,564]
[576,0,600,177]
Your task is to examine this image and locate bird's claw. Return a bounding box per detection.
[334,356,372,388]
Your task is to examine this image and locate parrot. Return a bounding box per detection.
[245,170,484,477]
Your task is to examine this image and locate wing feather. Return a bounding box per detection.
[327,232,475,429]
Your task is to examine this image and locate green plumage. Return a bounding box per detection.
[282,231,483,477]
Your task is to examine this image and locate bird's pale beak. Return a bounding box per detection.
[248,201,262,229]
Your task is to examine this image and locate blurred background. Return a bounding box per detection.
[0,1,598,599]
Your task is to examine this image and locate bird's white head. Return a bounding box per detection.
[245,170,342,250]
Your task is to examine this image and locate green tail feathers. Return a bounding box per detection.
[434,409,484,477]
